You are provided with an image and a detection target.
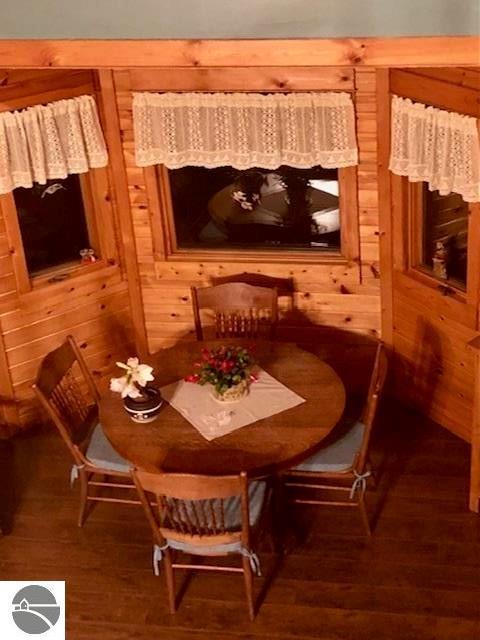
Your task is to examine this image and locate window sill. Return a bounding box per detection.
[29,259,111,289]
[407,266,467,303]
[17,259,118,300]
[163,247,352,266]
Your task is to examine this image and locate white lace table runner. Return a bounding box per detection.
[160,368,305,441]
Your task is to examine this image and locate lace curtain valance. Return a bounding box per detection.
[389,95,480,203]
[133,91,358,170]
[0,95,109,195]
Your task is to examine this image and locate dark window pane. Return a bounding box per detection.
[13,175,91,275]
[421,185,468,290]
[168,166,340,252]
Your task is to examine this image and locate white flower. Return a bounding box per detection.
[131,363,154,387]
[232,190,247,202]
[110,376,143,398]
[240,201,253,210]
[110,358,155,398]
[110,376,127,394]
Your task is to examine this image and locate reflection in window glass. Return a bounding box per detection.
[168,166,340,252]
[421,185,469,290]
[13,175,91,276]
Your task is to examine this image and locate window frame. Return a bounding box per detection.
[406,181,479,306]
[391,175,480,329]
[148,163,359,265]
[0,166,118,295]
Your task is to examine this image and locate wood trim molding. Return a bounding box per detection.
[97,69,149,357]
[0,69,95,112]
[376,68,393,346]
[129,67,355,91]
[0,168,118,297]
[0,326,20,433]
[0,193,30,295]
[467,334,480,512]
[390,69,480,118]
[391,175,478,330]
[151,164,359,269]
[0,37,478,68]
[338,165,360,265]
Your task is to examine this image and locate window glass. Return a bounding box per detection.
[420,185,469,290]
[168,166,340,252]
[13,175,91,276]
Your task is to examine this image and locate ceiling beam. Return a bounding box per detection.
[0,37,478,68]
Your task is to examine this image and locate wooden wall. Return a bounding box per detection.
[383,67,480,442]
[0,70,134,433]
[2,61,477,443]
[113,67,382,356]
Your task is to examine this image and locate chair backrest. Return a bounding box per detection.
[356,343,388,471]
[191,282,278,341]
[132,469,251,549]
[32,335,100,464]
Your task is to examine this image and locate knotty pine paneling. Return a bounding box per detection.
[0,70,134,433]
[386,67,480,442]
[114,67,381,353]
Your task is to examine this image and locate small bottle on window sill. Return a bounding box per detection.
[80,248,97,264]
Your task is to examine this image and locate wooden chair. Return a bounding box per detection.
[33,335,138,527]
[191,282,278,341]
[283,343,388,535]
[132,469,272,620]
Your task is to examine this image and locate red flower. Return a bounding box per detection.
[220,359,235,372]
[184,373,200,383]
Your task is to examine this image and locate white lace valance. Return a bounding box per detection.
[389,95,480,203]
[133,91,358,170]
[0,95,108,195]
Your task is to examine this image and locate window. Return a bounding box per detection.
[168,165,340,252]
[392,174,480,329]
[154,164,358,261]
[0,166,117,294]
[13,175,94,276]
[410,183,469,292]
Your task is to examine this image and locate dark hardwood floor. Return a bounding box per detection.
[1,401,480,639]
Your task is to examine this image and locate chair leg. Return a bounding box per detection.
[77,470,89,528]
[242,555,255,621]
[273,475,287,553]
[358,492,371,537]
[163,550,176,614]
[367,458,378,489]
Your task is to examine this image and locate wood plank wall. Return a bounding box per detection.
[113,67,381,354]
[386,67,480,442]
[0,70,133,433]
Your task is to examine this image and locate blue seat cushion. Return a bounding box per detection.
[165,480,267,556]
[294,421,365,473]
[86,423,131,473]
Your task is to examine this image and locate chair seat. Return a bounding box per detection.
[166,480,267,556]
[86,424,131,473]
[293,421,365,473]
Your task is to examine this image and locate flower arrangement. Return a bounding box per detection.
[232,190,261,211]
[231,170,264,211]
[185,345,257,398]
[110,357,155,399]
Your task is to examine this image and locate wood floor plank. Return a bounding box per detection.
[1,400,479,639]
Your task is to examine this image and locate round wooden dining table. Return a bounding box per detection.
[100,340,346,477]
